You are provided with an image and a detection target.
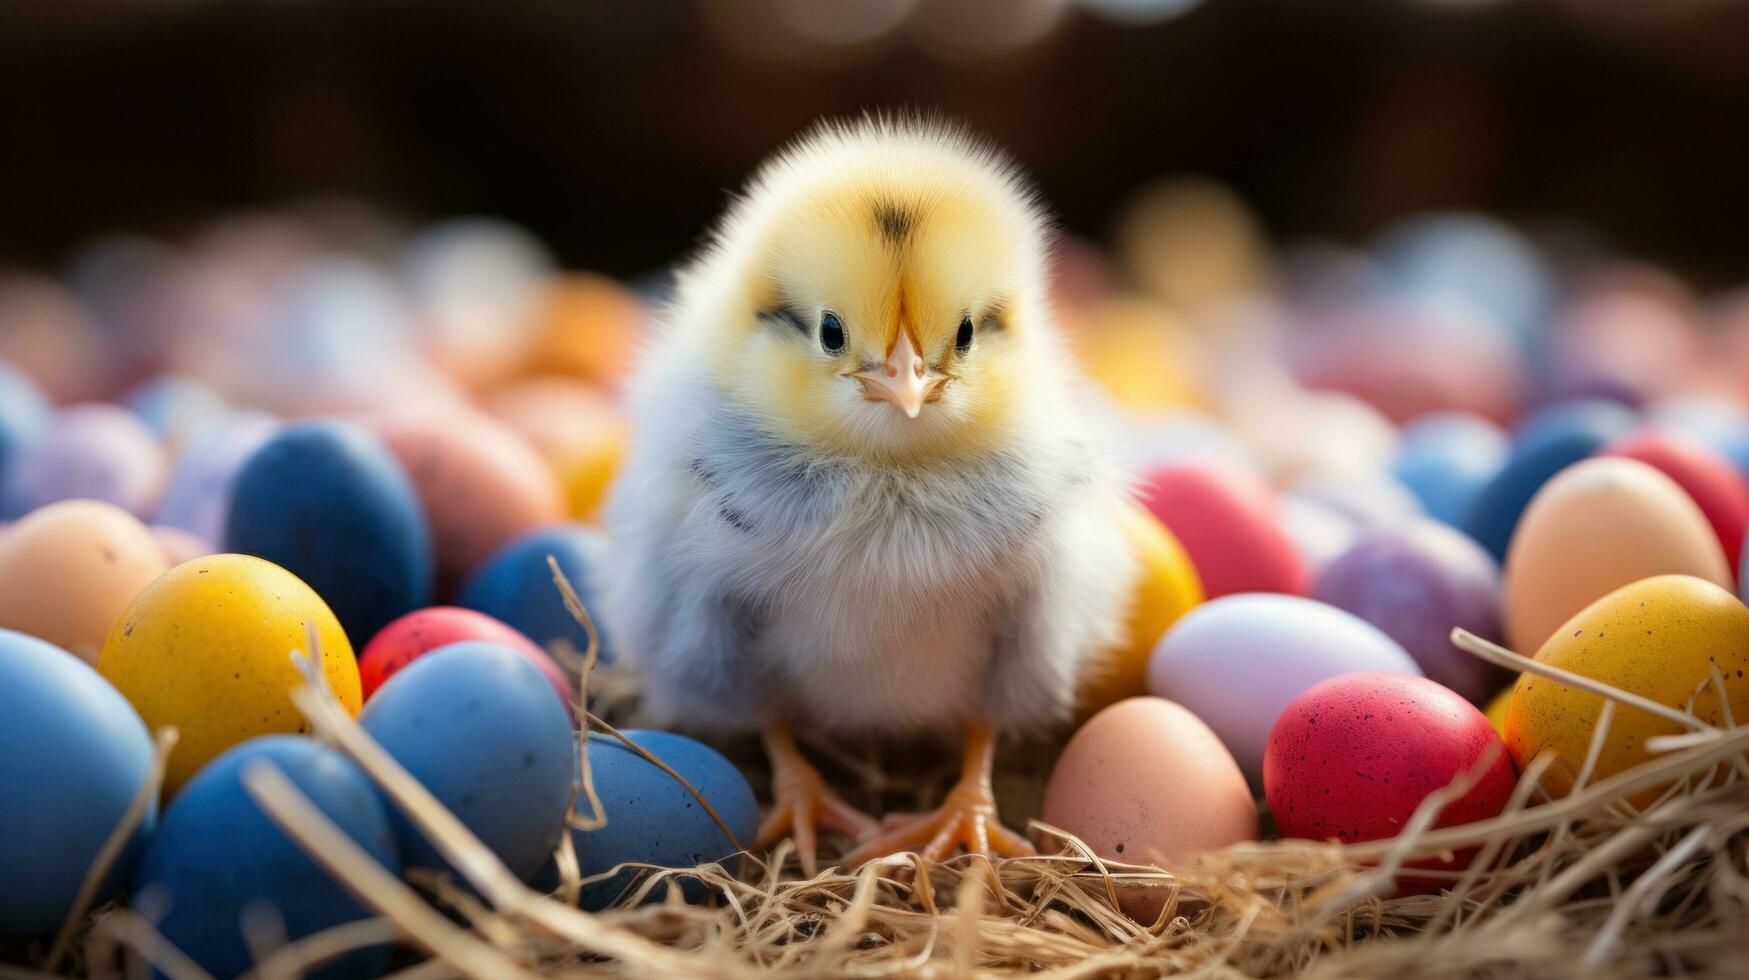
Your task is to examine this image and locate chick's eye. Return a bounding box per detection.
[820,311,845,354]
[956,315,974,353]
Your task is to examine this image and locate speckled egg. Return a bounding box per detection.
[458,524,614,661]
[2,404,167,520]
[0,629,156,934]
[1502,457,1730,654]
[566,730,757,911]
[1265,672,1516,890]
[97,553,361,794]
[224,420,433,642]
[1043,697,1257,920]
[358,606,572,710]
[1313,520,1507,703]
[132,736,399,980]
[1505,574,1749,800]
[1463,399,1636,561]
[1137,461,1307,598]
[1148,594,1421,782]
[0,499,169,663]
[361,642,575,881]
[372,411,564,597]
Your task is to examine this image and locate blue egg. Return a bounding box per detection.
[458,525,613,661]
[1462,400,1636,560]
[564,730,757,910]
[132,736,398,979]
[0,629,155,934]
[0,362,50,496]
[360,642,575,882]
[1393,412,1509,527]
[224,420,433,641]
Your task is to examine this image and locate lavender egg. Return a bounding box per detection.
[2,405,166,520]
[155,411,278,544]
[1311,519,1507,703]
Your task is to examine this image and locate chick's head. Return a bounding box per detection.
[692,120,1062,463]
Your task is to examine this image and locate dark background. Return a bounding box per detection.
[3,0,1748,284]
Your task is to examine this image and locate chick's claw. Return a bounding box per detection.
[841,781,1036,866]
[756,726,879,877]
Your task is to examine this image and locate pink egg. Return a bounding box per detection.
[372,411,565,597]
[358,606,573,712]
[1264,672,1517,893]
[1043,697,1258,920]
[1137,461,1307,598]
[1601,431,1749,581]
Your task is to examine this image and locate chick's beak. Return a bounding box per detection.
[854,329,937,419]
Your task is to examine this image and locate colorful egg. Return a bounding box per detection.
[1502,457,1730,654]
[154,411,277,546]
[2,404,167,520]
[358,606,572,710]
[0,629,155,934]
[1076,505,1203,713]
[1147,594,1421,781]
[526,273,645,388]
[1136,461,1308,599]
[361,643,575,881]
[480,379,626,521]
[1601,431,1749,579]
[1392,412,1508,528]
[0,361,50,492]
[224,420,433,642]
[1265,672,1516,890]
[0,499,169,663]
[1312,520,1506,703]
[1043,697,1257,920]
[98,554,361,794]
[132,736,399,980]
[1463,400,1636,561]
[373,412,565,596]
[458,525,613,661]
[565,730,757,911]
[1505,575,1749,800]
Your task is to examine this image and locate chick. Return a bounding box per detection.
[604,118,1136,875]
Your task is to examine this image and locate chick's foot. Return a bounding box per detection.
[754,725,879,878]
[841,722,1037,865]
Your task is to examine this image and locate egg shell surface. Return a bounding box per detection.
[1313,520,1507,702]
[458,524,614,661]
[1147,593,1422,782]
[1601,431,1749,579]
[132,736,400,980]
[1505,574,1749,800]
[1264,672,1516,889]
[1462,399,1636,560]
[359,606,572,710]
[374,412,564,597]
[0,499,169,663]
[1137,461,1308,598]
[2,404,166,519]
[0,629,156,934]
[1502,457,1730,654]
[1042,697,1256,920]
[361,642,576,881]
[1076,505,1203,714]
[98,553,361,794]
[223,420,433,641]
[566,729,757,911]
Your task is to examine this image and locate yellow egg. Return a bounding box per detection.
[1504,574,1749,800]
[1483,685,1513,739]
[97,554,361,795]
[558,428,626,522]
[1076,504,1204,714]
[1503,457,1730,654]
[0,500,168,664]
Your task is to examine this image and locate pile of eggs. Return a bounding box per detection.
[5,190,1749,972]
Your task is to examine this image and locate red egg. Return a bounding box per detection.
[359,606,573,711]
[1602,431,1749,580]
[1137,461,1308,598]
[1264,672,1516,892]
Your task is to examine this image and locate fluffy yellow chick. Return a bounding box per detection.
[604,118,1135,874]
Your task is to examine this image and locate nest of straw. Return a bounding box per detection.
[14,575,1749,980]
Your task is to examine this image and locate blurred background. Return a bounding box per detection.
[4,0,1749,280]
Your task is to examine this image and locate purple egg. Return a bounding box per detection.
[1311,519,1507,703]
[154,411,278,544]
[1,405,166,519]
